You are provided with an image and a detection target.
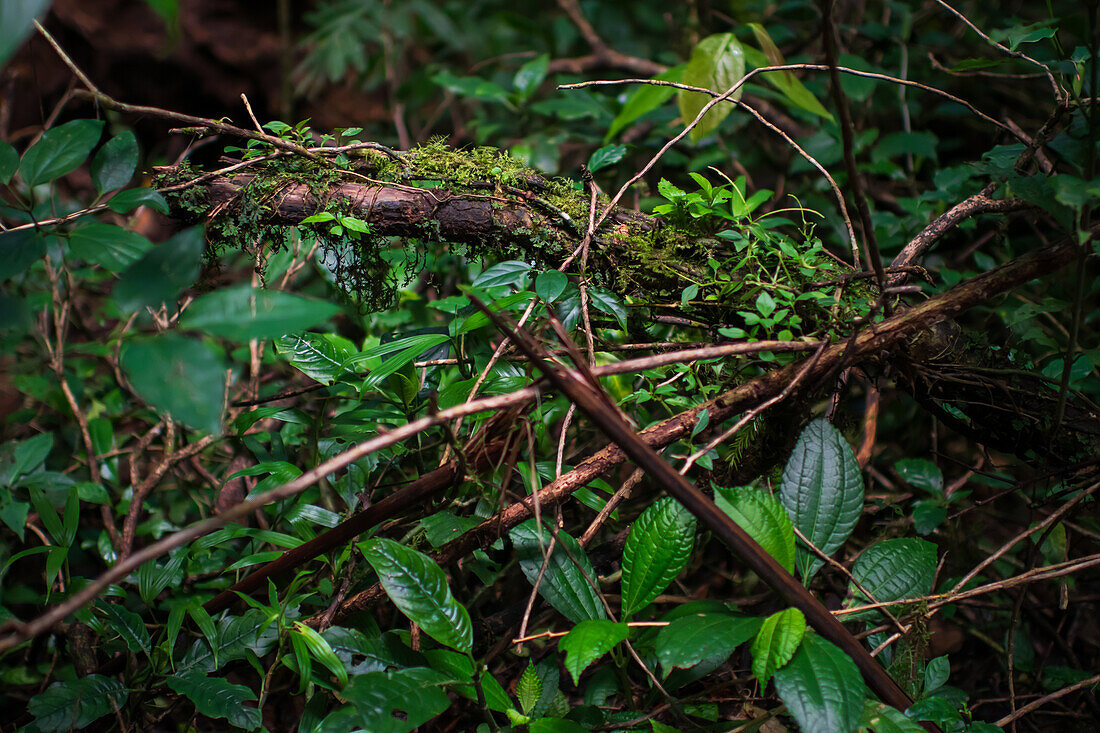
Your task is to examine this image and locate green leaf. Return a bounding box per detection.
[175,609,278,675]
[517,662,542,715]
[529,718,589,733]
[0,229,47,281]
[292,621,348,688]
[752,607,805,687]
[845,539,937,620]
[558,619,628,684]
[621,497,696,617]
[18,118,104,187]
[923,655,950,696]
[107,187,169,214]
[274,332,355,384]
[432,69,513,107]
[677,33,744,142]
[120,333,228,434]
[9,431,53,483]
[587,144,626,173]
[589,287,628,330]
[0,141,18,184]
[656,613,761,673]
[773,633,865,733]
[514,54,549,100]
[362,537,473,652]
[472,260,533,289]
[911,500,946,535]
[27,675,129,733]
[779,418,864,582]
[334,667,453,732]
[535,270,568,303]
[744,26,834,121]
[181,285,341,341]
[68,222,154,273]
[715,485,796,573]
[859,699,926,732]
[90,131,138,194]
[0,496,29,540]
[606,65,684,140]
[98,602,152,656]
[113,227,204,312]
[0,0,51,68]
[510,520,607,623]
[894,458,943,495]
[167,670,261,730]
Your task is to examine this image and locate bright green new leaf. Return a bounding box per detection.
[587,144,626,173]
[363,537,473,652]
[113,227,204,312]
[715,486,796,573]
[744,25,834,121]
[858,700,926,732]
[677,33,744,142]
[18,119,104,187]
[120,333,228,434]
[472,260,533,289]
[90,130,138,194]
[68,222,153,273]
[656,613,761,673]
[773,633,866,733]
[845,538,937,620]
[751,607,806,686]
[167,670,261,730]
[517,662,542,715]
[535,270,568,303]
[514,54,549,100]
[621,497,696,617]
[293,621,348,688]
[181,284,341,341]
[558,619,628,684]
[511,520,606,623]
[779,418,864,582]
[27,675,129,733]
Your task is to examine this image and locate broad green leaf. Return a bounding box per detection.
[678,33,744,142]
[423,648,512,712]
[621,496,696,617]
[514,54,549,100]
[9,431,53,483]
[911,500,946,535]
[558,619,628,684]
[715,485,796,573]
[744,25,834,121]
[472,260,533,289]
[656,613,761,673]
[107,187,169,214]
[68,222,153,273]
[773,633,865,733]
[0,496,29,540]
[894,458,943,495]
[535,270,568,303]
[845,538,937,620]
[27,675,129,733]
[858,700,926,732]
[18,119,104,187]
[98,602,151,656]
[0,229,46,281]
[587,144,626,173]
[529,718,589,733]
[175,609,278,675]
[779,418,864,582]
[751,607,805,686]
[363,537,473,652]
[120,333,227,434]
[334,667,453,732]
[182,284,341,341]
[433,69,513,107]
[274,332,355,384]
[0,0,51,68]
[510,520,607,623]
[90,130,138,194]
[113,227,204,312]
[0,141,18,184]
[606,65,684,140]
[166,670,261,730]
[924,655,950,696]
[589,287,628,330]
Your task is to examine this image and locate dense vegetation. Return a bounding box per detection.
[0,1,1098,731]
